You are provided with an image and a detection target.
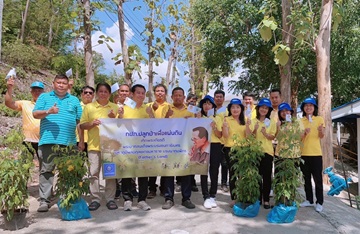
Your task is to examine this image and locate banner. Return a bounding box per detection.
[99,118,212,178]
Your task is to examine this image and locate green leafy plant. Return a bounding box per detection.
[52,146,90,209]
[0,127,33,221]
[231,135,264,205]
[273,120,303,206]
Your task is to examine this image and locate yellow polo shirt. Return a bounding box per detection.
[270,108,279,123]
[76,101,89,143]
[15,100,40,142]
[169,104,194,118]
[249,118,277,156]
[223,116,246,147]
[204,115,222,143]
[123,104,150,119]
[245,104,257,121]
[147,101,170,118]
[301,116,325,156]
[80,101,119,151]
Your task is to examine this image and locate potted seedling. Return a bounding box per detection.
[0,127,33,230]
[267,119,302,223]
[231,135,264,217]
[52,145,91,221]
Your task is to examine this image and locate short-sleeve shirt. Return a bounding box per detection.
[80,101,119,151]
[245,105,257,121]
[301,116,325,156]
[249,118,277,156]
[15,100,40,142]
[205,115,222,143]
[123,104,150,119]
[76,101,89,143]
[223,116,246,147]
[169,104,193,118]
[147,101,170,118]
[33,91,82,146]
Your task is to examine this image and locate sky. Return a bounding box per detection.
[90,0,240,100]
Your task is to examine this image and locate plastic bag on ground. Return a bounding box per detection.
[267,202,298,223]
[57,198,92,221]
[233,200,260,218]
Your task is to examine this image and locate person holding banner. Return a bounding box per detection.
[162,87,196,209]
[197,95,223,209]
[147,84,171,199]
[221,98,246,207]
[246,98,276,209]
[80,82,119,211]
[118,84,155,211]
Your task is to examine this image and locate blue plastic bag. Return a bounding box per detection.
[233,200,260,218]
[57,198,92,221]
[267,202,298,223]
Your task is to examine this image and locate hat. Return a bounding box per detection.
[199,95,215,107]
[257,98,272,108]
[30,81,44,89]
[229,98,242,105]
[278,102,294,114]
[300,97,317,111]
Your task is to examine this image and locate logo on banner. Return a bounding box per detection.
[103,163,116,177]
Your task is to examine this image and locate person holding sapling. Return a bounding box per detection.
[195,95,223,209]
[221,98,247,207]
[246,98,276,209]
[299,98,325,213]
[80,82,119,211]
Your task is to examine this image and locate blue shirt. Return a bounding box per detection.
[33,91,82,146]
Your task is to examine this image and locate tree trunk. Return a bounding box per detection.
[83,0,94,88]
[202,72,208,98]
[190,25,196,94]
[165,51,173,88]
[316,0,334,183]
[19,0,31,43]
[280,0,293,104]
[147,9,155,102]
[0,0,3,60]
[118,0,132,86]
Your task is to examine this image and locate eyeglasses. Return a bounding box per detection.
[83,91,94,95]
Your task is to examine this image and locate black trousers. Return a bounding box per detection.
[300,156,323,205]
[122,177,148,202]
[164,175,191,202]
[223,147,236,200]
[148,176,165,193]
[258,153,273,203]
[209,143,223,197]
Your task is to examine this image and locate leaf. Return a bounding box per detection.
[144,31,152,37]
[160,25,166,33]
[97,40,104,44]
[259,26,272,42]
[275,49,290,66]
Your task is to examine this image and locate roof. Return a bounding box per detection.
[332,98,360,122]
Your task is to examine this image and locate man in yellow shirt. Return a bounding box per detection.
[243,91,257,120]
[162,87,196,209]
[269,88,282,122]
[5,78,44,164]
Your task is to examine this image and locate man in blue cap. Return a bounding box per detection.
[5,78,45,164]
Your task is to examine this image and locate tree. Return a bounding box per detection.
[82,0,95,87]
[19,0,30,43]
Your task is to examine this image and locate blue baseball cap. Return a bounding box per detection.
[229,98,242,105]
[278,102,294,114]
[257,98,272,108]
[199,95,215,107]
[30,81,44,89]
[300,97,317,111]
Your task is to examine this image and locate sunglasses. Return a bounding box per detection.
[83,91,94,95]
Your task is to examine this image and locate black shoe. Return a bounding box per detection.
[162,200,174,209]
[88,201,101,211]
[147,191,156,199]
[182,200,195,209]
[191,185,199,192]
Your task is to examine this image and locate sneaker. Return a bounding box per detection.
[37,203,49,212]
[191,185,199,192]
[162,200,174,210]
[175,184,181,193]
[300,200,314,207]
[221,184,229,192]
[269,189,274,197]
[182,200,195,209]
[147,191,156,199]
[203,198,212,209]
[124,200,132,211]
[315,203,323,212]
[137,201,151,211]
[209,197,217,208]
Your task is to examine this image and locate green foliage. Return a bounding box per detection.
[273,120,303,206]
[2,41,53,71]
[0,127,33,221]
[52,146,90,210]
[230,135,263,204]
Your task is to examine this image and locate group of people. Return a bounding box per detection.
[4,74,325,214]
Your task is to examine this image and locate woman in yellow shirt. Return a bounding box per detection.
[222,98,246,207]
[197,95,223,209]
[246,98,276,209]
[299,97,325,213]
